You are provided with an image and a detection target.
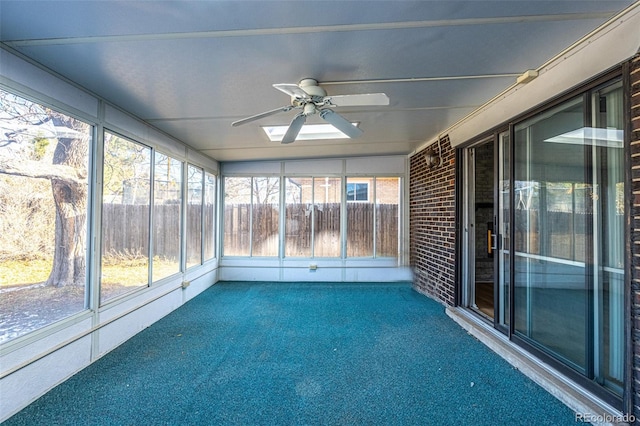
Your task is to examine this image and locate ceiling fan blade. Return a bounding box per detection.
[281,113,307,144]
[320,109,363,139]
[325,93,389,107]
[231,105,293,127]
[273,83,309,99]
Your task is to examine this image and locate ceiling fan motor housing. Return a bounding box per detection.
[298,78,327,98]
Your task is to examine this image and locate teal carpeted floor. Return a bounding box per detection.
[6,282,576,425]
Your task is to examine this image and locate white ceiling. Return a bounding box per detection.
[0,1,634,162]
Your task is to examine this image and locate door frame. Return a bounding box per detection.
[460,136,503,327]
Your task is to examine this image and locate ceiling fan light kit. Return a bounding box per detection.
[232,78,388,144]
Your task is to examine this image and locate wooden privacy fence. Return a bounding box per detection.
[102,203,214,261]
[514,209,591,262]
[102,203,399,259]
[224,203,399,257]
[101,204,596,261]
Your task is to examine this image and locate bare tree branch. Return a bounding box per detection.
[0,157,87,187]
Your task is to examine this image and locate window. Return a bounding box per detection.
[223,176,280,257]
[203,172,216,261]
[226,174,401,260]
[375,177,400,257]
[101,131,151,303]
[347,178,374,256]
[285,177,313,257]
[284,176,342,258]
[313,177,341,257]
[346,182,369,202]
[186,165,203,268]
[251,177,280,256]
[0,88,92,342]
[346,177,400,257]
[152,152,182,282]
[223,177,251,256]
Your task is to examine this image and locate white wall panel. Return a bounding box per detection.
[281,266,343,282]
[218,262,411,283]
[219,265,282,281]
[222,156,405,176]
[148,126,189,160]
[0,336,92,421]
[0,317,92,372]
[0,49,98,119]
[342,266,413,282]
[97,289,182,357]
[346,156,406,174]
[97,283,178,323]
[284,158,344,175]
[183,269,217,303]
[187,148,219,173]
[104,104,188,159]
[222,161,282,175]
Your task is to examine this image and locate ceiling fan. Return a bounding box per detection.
[231,78,389,144]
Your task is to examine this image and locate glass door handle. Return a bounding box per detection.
[488,231,497,256]
[488,232,497,253]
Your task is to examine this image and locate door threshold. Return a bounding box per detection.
[470,305,494,323]
[446,306,625,424]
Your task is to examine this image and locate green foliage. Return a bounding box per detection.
[102,132,151,203]
[31,135,50,160]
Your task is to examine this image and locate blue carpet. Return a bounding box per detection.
[5,282,576,425]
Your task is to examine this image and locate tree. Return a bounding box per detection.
[0,90,90,287]
[253,177,279,205]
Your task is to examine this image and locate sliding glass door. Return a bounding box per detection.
[513,96,589,371]
[511,79,624,396]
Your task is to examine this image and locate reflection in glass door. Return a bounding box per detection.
[511,79,625,397]
[513,96,589,371]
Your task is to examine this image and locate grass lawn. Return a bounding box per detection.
[0,256,181,343]
[0,256,180,289]
[0,258,51,288]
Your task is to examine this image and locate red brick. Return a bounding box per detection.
[409,136,456,306]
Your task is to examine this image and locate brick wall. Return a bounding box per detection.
[409,137,456,306]
[630,53,640,422]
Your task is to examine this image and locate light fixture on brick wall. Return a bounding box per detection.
[424,135,443,168]
[424,149,440,168]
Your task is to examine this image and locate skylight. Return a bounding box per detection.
[261,123,358,142]
[544,127,623,148]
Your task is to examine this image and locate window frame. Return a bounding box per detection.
[0,86,95,342]
[223,173,403,260]
[100,129,153,305]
